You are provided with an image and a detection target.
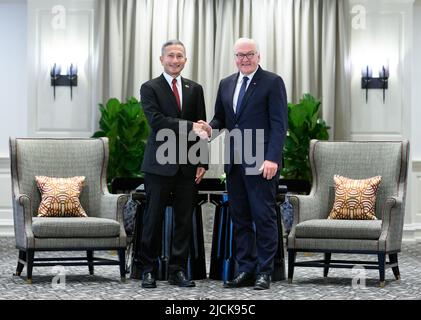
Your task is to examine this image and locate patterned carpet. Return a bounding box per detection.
[1,237,421,300]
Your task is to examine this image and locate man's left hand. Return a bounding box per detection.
[195,167,206,184]
[258,160,278,180]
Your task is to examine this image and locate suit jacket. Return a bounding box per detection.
[140,74,208,177]
[209,66,287,175]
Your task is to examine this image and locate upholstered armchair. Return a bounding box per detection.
[287,140,409,287]
[9,137,128,283]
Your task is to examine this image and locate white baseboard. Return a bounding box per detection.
[0,219,14,237]
[402,223,421,242]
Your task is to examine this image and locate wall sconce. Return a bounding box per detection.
[50,63,78,100]
[361,65,389,103]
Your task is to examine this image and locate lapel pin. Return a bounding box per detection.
[185,84,189,88]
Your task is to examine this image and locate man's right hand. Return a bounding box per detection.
[197,120,212,138]
[193,122,209,140]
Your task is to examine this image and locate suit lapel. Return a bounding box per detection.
[227,74,238,120]
[181,77,191,118]
[159,74,181,116]
[236,67,262,119]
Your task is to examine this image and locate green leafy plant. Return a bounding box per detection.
[92,97,150,184]
[281,93,330,182]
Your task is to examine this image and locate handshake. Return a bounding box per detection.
[193,120,212,140]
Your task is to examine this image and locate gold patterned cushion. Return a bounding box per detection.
[328,175,382,220]
[35,176,87,217]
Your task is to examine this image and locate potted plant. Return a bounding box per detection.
[92,97,150,187]
[280,93,330,194]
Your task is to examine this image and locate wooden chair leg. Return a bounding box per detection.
[87,250,94,275]
[26,250,34,284]
[15,250,26,276]
[323,252,331,277]
[389,253,400,280]
[118,249,126,280]
[378,252,386,287]
[287,249,296,283]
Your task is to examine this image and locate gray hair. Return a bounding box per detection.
[161,40,186,56]
[234,38,260,54]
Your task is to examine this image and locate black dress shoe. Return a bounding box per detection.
[168,271,196,287]
[254,274,270,290]
[141,272,156,288]
[223,272,255,288]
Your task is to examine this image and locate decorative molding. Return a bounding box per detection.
[350,5,412,141]
[0,157,11,211]
[0,156,10,172]
[0,157,12,237]
[402,223,421,242]
[350,134,404,141]
[27,3,95,138]
[412,160,421,171]
[411,163,421,224]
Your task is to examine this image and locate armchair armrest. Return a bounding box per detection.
[289,194,322,224]
[100,193,129,222]
[287,194,322,248]
[100,193,129,247]
[378,196,404,252]
[12,193,35,249]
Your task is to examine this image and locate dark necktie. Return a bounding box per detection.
[236,76,249,114]
[172,78,181,112]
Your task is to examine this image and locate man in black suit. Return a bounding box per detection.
[200,38,287,290]
[139,40,208,288]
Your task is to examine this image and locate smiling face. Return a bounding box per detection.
[234,40,260,76]
[160,44,187,77]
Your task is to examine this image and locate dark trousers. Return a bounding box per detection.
[140,170,196,275]
[226,164,279,275]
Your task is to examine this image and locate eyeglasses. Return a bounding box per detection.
[234,52,257,60]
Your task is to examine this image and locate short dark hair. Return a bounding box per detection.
[161,40,186,56]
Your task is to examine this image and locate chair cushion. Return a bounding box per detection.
[36,176,87,217]
[32,217,121,238]
[328,175,381,220]
[294,219,382,240]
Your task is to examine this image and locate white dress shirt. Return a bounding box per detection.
[232,68,258,113]
[163,72,183,109]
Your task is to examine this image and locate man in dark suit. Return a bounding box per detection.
[139,40,208,288]
[200,38,287,290]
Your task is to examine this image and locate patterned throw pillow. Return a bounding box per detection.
[35,176,87,217]
[328,175,382,220]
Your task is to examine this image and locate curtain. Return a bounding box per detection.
[95,0,351,139]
